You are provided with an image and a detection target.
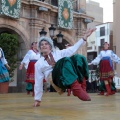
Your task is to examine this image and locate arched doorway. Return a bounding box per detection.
[0,27,29,93]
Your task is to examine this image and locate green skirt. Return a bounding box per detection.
[52,54,89,90]
[26,83,32,91]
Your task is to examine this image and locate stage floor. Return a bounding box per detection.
[0,92,120,120]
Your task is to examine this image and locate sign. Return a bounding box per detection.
[1,0,21,18]
[58,0,73,29]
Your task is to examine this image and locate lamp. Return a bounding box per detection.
[49,24,56,38]
[39,26,64,43]
[56,32,63,43]
[39,28,47,37]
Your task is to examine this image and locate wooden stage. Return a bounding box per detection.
[0,92,120,120]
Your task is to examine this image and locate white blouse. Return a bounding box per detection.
[0,48,8,65]
[21,50,40,69]
[91,50,120,65]
[34,38,86,101]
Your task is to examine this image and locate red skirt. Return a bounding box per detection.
[99,60,114,81]
[25,60,37,83]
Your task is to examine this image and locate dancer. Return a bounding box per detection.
[0,47,10,83]
[19,42,40,96]
[34,28,96,107]
[89,42,120,96]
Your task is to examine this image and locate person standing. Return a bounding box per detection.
[19,42,40,96]
[89,42,120,96]
[34,28,96,107]
[0,47,10,83]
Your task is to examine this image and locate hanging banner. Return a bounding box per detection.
[1,0,21,18]
[58,0,73,29]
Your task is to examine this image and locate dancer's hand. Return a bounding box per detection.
[19,64,23,70]
[88,63,92,65]
[83,28,96,41]
[5,64,10,70]
[33,100,40,107]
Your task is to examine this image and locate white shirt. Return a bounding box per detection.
[21,49,40,69]
[34,38,85,101]
[0,48,7,65]
[91,50,120,65]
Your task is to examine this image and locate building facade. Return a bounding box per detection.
[96,22,113,53]
[113,0,120,88]
[0,0,94,92]
[86,0,103,70]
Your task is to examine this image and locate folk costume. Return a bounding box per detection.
[0,48,10,83]
[21,49,40,95]
[91,49,120,95]
[34,37,91,102]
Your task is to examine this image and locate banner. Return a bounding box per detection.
[1,0,21,18]
[58,0,73,29]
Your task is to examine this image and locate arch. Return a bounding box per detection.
[60,31,76,45]
[53,31,77,50]
[0,21,29,49]
[0,20,30,91]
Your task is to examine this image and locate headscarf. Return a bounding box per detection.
[38,36,55,55]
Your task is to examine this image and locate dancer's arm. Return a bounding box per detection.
[19,50,31,70]
[111,50,120,64]
[89,52,102,65]
[58,28,96,57]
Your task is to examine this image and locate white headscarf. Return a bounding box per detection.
[38,36,55,55]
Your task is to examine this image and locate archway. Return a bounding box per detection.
[0,27,29,93]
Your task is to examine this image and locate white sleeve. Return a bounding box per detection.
[58,38,85,57]
[0,48,8,65]
[91,52,102,65]
[21,50,31,65]
[111,50,120,64]
[1,57,7,65]
[34,62,44,101]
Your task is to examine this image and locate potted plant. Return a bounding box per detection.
[0,33,19,93]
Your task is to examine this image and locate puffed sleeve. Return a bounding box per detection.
[58,38,86,58]
[91,52,102,65]
[111,50,120,64]
[21,50,32,66]
[0,48,8,65]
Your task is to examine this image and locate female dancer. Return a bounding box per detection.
[19,42,40,96]
[89,42,120,96]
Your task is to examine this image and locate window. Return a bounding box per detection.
[100,27,105,36]
[100,39,105,46]
[51,0,58,6]
[39,0,45,2]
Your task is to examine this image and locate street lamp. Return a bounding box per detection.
[56,31,63,43]
[39,28,47,37]
[49,24,56,38]
[39,25,63,43]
